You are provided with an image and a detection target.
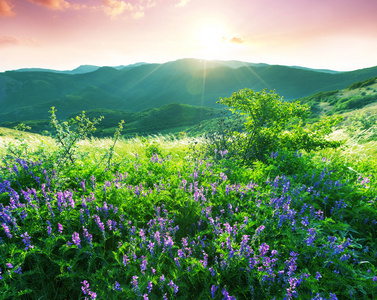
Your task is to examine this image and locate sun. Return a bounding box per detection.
[195,22,230,59]
[198,25,225,48]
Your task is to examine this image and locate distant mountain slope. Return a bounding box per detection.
[297,76,377,118]
[0,103,219,137]
[13,62,148,75]
[1,59,377,123]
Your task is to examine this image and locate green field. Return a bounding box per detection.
[1,88,377,299]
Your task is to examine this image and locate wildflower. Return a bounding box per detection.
[147,281,153,293]
[72,232,81,248]
[58,223,63,234]
[132,275,141,296]
[256,225,265,236]
[315,271,322,280]
[81,280,96,299]
[47,220,52,236]
[113,281,122,291]
[123,255,130,266]
[259,243,269,256]
[211,285,218,298]
[21,232,34,250]
[221,287,236,300]
[6,263,13,269]
[140,259,148,273]
[168,280,178,297]
[2,223,12,239]
[329,293,338,300]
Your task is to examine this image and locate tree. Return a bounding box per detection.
[207,88,342,163]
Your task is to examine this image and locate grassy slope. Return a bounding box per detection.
[297,76,377,119]
[2,60,377,123]
[0,130,376,299]
[0,103,220,138]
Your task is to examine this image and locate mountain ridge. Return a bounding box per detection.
[1,58,377,124]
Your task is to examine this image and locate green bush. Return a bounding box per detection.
[202,88,342,163]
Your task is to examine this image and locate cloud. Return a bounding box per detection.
[229,36,246,44]
[102,0,154,19]
[175,0,190,7]
[102,0,135,18]
[27,0,70,10]
[222,35,246,44]
[0,35,37,48]
[0,0,15,16]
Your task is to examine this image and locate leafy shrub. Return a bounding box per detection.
[201,88,342,164]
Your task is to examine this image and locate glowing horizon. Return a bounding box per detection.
[1,0,377,72]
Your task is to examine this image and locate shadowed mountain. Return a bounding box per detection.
[1,58,377,123]
[0,103,219,137]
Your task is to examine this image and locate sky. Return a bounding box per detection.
[1,0,377,72]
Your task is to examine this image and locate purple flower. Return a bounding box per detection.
[2,223,12,239]
[259,243,269,256]
[147,281,153,293]
[21,232,34,251]
[82,227,93,248]
[6,263,13,269]
[47,220,52,236]
[211,285,218,298]
[132,276,138,289]
[113,281,122,291]
[174,257,180,268]
[72,232,81,248]
[81,280,90,295]
[123,255,130,266]
[140,259,148,273]
[58,223,63,234]
[256,225,265,236]
[132,276,141,296]
[168,280,178,297]
[315,271,322,280]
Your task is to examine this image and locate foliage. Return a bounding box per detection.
[344,112,377,142]
[202,88,342,164]
[347,76,377,90]
[1,131,377,299]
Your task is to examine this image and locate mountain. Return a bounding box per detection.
[13,62,148,75]
[0,103,220,137]
[297,76,377,119]
[2,58,377,123]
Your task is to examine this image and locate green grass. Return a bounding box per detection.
[1,127,377,299]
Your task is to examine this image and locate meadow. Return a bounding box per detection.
[1,92,377,299]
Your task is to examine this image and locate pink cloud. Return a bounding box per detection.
[102,0,151,19]
[222,35,246,44]
[27,0,70,10]
[0,36,37,48]
[102,0,134,18]
[0,0,15,16]
[229,36,246,44]
[0,35,19,47]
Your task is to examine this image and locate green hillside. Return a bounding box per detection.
[0,103,220,137]
[297,76,377,119]
[2,59,377,124]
